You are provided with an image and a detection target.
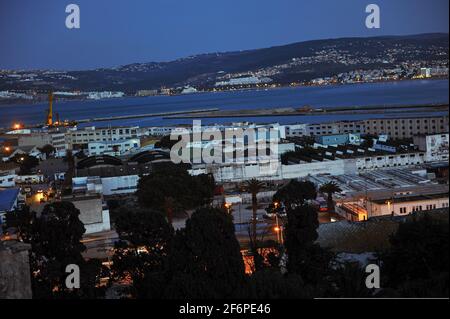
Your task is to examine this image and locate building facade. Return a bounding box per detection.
[88,138,140,156]
[413,133,449,162]
[364,116,449,139]
[66,126,141,150]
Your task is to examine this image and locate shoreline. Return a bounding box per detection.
[164,103,449,120]
[0,77,447,108]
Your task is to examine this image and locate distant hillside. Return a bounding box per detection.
[1,33,448,92]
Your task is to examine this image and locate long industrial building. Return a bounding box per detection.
[286,115,449,138]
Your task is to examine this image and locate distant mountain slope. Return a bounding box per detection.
[1,33,448,92]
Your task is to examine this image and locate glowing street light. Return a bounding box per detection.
[224,202,232,214]
[273,224,284,245]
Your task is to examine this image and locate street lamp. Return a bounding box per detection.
[224,202,232,215]
[274,224,284,245]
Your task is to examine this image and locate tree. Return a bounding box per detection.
[136,163,215,223]
[15,202,104,298]
[111,207,174,298]
[38,144,56,157]
[166,207,245,298]
[241,179,265,270]
[326,262,373,298]
[273,180,317,209]
[319,181,342,213]
[244,270,317,299]
[284,204,332,284]
[380,213,449,296]
[154,135,179,150]
[9,154,39,175]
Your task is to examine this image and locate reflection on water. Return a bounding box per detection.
[0,79,448,128]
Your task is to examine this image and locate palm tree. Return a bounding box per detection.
[242,179,265,270]
[319,181,342,213]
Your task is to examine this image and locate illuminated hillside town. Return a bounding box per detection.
[0,0,448,305]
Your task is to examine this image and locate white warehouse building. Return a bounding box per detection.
[88,139,140,156]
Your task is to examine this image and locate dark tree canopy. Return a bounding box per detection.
[39,144,56,157]
[273,180,317,208]
[319,181,342,212]
[9,154,39,175]
[15,202,104,299]
[167,207,246,298]
[284,204,332,284]
[244,270,316,299]
[136,163,215,218]
[154,135,179,150]
[381,213,449,293]
[111,208,174,298]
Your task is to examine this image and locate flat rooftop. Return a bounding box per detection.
[283,138,419,164]
[306,168,445,199]
[76,163,153,178]
[370,192,449,204]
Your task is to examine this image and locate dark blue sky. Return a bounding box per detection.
[0,0,448,70]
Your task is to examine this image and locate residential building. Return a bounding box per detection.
[147,126,174,136]
[87,138,141,156]
[66,126,142,150]
[336,184,449,220]
[366,192,449,218]
[364,116,449,138]
[136,89,158,96]
[315,133,361,146]
[0,188,20,224]
[74,164,153,196]
[413,133,449,162]
[306,121,364,136]
[65,195,111,234]
[0,171,16,188]
[51,132,68,157]
[285,115,448,139]
[285,124,308,137]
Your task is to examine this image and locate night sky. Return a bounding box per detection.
[0,0,448,70]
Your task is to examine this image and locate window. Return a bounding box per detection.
[400,207,407,214]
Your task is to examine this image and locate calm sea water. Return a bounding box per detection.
[0,79,448,129]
